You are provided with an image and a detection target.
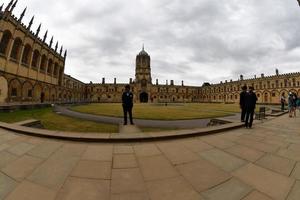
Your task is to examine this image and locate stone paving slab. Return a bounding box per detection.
[292,162,300,180]
[4,180,56,200]
[287,181,300,200]
[0,172,17,199]
[113,154,138,169]
[201,178,252,200]
[233,163,295,200]
[71,160,111,180]
[243,190,273,200]
[110,192,150,200]
[133,143,161,157]
[0,151,18,168]
[225,144,265,162]
[6,142,35,156]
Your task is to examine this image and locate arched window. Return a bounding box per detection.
[31,50,40,69]
[40,55,47,72]
[10,38,22,61]
[53,63,59,76]
[21,44,32,66]
[0,30,12,56]
[47,59,53,74]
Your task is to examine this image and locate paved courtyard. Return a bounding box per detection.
[0,114,299,200]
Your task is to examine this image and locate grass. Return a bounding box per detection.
[0,108,119,133]
[71,103,242,120]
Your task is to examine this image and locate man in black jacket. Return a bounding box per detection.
[122,85,134,125]
[244,86,258,128]
[239,86,247,122]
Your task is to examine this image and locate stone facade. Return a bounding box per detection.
[1,1,300,105]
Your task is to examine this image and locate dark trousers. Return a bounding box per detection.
[281,102,285,111]
[123,105,133,124]
[245,108,255,128]
[241,107,246,122]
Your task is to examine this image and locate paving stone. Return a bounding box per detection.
[292,162,300,180]
[5,180,56,200]
[225,145,265,162]
[277,146,300,161]
[114,145,134,154]
[157,142,199,165]
[58,143,87,157]
[0,143,10,152]
[82,145,113,161]
[1,155,43,181]
[0,172,17,199]
[146,176,203,200]
[239,134,265,142]
[0,151,18,168]
[56,177,110,200]
[233,163,295,200]
[71,160,111,179]
[236,138,279,153]
[287,181,300,200]
[110,193,150,200]
[138,155,179,181]
[201,178,252,200]
[255,154,296,176]
[113,154,137,169]
[262,138,290,148]
[176,159,231,192]
[201,136,235,149]
[179,139,214,153]
[243,190,273,200]
[133,143,161,157]
[200,149,247,172]
[27,141,62,159]
[111,168,146,194]
[6,142,35,156]
[27,146,81,190]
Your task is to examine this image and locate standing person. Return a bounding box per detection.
[280,93,286,111]
[122,85,134,125]
[288,92,294,118]
[244,86,258,128]
[292,93,297,117]
[296,95,300,113]
[240,86,247,122]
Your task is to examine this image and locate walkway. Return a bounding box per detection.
[0,114,299,199]
[54,105,240,129]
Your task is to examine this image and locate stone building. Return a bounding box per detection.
[1,1,300,105]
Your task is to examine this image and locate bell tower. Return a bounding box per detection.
[135,45,152,85]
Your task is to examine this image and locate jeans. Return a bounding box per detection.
[245,108,255,128]
[123,105,133,124]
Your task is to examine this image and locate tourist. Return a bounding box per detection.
[297,95,300,113]
[239,85,247,122]
[122,85,134,125]
[288,92,294,117]
[292,93,297,117]
[244,86,257,128]
[280,93,286,111]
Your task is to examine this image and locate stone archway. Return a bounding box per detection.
[0,76,8,103]
[140,92,149,103]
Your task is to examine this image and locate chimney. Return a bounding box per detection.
[170,80,174,85]
[276,69,279,76]
[129,78,132,84]
[114,78,116,84]
[225,80,227,83]
[102,78,105,84]
[156,79,158,85]
[166,80,168,85]
[181,80,184,86]
[261,73,264,78]
[254,75,257,79]
[240,75,244,81]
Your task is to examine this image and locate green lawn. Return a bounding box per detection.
[0,108,119,133]
[71,103,242,120]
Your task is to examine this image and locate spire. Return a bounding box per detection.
[55,41,58,51]
[49,36,53,48]
[0,3,4,11]
[28,15,34,30]
[64,50,67,58]
[142,44,144,51]
[19,7,26,22]
[43,30,48,43]
[9,0,18,13]
[60,46,63,55]
[5,0,13,12]
[36,23,41,36]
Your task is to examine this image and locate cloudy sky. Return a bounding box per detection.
[4,0,300,86]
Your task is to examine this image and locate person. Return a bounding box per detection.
[288,92,294,118]
[239,86,247,122]
[292,93,297,117]
[244,86,257,128]
[280,93,286,111]
[122,85,134,125]
[296,95,300,112]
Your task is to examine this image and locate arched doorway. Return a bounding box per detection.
[140,92,149,103]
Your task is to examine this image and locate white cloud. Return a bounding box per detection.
[4,0,300,86]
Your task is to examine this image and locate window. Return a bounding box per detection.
[40,55,47,72]
[0,31,12,56]
[11,88,17,97]
[47,59,53,74]
[10,38,22,60]
[28,89,32,97]
[22,44,32,65]
[31,50,40,69]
